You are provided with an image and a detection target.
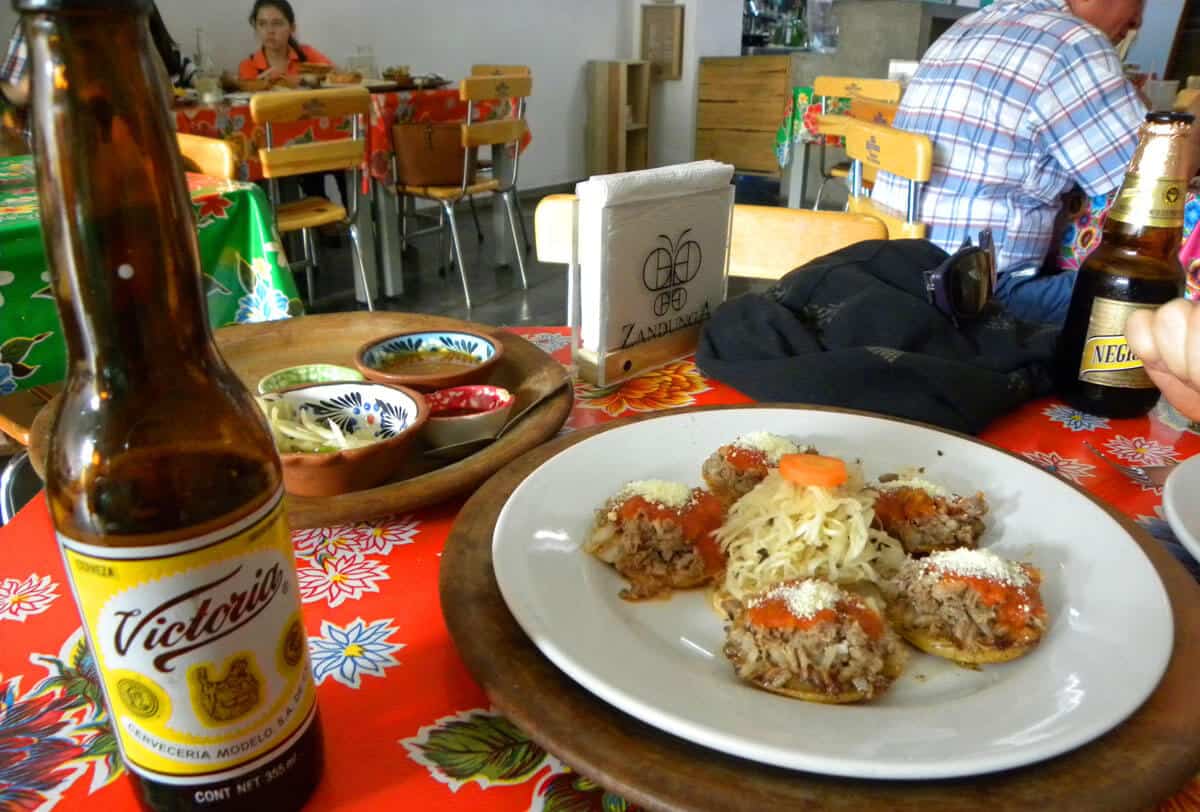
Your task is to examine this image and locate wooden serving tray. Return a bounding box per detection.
[441,404,1200,811]
[28,313,572,529]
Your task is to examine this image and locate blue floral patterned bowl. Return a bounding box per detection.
[354,329,503,391]
[270,381,429,497]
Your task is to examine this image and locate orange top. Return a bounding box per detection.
[238,44,332,80]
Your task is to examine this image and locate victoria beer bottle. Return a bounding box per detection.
[1056,111,1194,418]
[20,0,323,809]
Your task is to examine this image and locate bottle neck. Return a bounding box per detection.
[25,8,216,390]
[1102,122,1190,261]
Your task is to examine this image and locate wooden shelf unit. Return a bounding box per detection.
[588,60,652,175]
[695,55,791,177]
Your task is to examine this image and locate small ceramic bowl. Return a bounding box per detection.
[422,385,515,448]
[257,363,365,395]
[268,381,429,497]
[354,329,503,391]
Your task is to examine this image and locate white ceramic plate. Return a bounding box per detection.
[1164,455,1200,562]
[491,408,1173,780]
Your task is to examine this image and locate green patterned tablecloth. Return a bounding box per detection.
[0,156,303,393]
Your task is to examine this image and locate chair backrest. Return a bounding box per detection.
[1176,88,1200,112]
[534,194,888,280]
[812,76,902,104]
[458,75,531,189]
[470,64,531,77]
[177,133,236,180]
[729,205,888,279]
[842,118,932,239]
[250,87,370,180]
[847,96,899,127]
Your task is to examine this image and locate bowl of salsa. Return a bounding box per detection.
[422,385,515,448]
[354,328,503,391]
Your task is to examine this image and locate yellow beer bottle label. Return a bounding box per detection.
[1108,173,1186,228]
[1077,296,1155,389]
[58,489,317,785]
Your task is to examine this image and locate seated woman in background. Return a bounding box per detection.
[239,0,331,87]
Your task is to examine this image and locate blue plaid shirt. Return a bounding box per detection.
[872,0,1146,273]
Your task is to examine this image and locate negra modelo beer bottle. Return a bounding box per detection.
[1056,111,1193,418]
[19,0,324,809]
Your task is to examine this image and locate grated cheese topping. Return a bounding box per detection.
[922,548,1029,586]
[752,579,843,619]
[616,480,692,509]
[876,470,949,498]
[731,432,806,464]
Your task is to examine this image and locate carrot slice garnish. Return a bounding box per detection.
[778,454,848,489]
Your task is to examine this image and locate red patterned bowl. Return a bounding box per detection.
[422,385,514,448]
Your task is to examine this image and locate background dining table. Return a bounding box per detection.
[1,325,1198,809]
[175,85,534,301]
[0,157,302,396]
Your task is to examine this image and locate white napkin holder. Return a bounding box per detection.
[567,160,735,387]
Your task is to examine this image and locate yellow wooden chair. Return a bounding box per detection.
[394,74,531,309]
[810,77,903,210]
[812,96,900,208]
[468,65,534,255]
[840,117,932,239]
[534,194,888,328]
[250,87,374,311]
[1175,88,1200,111]
[177,133,235,180]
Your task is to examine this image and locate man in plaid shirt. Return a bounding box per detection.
[872,0,1149,324]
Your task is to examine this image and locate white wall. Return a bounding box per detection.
[0,2,633,190]
[1127,0,1186,79]
[629,0,742,167]
[162,0,634,189]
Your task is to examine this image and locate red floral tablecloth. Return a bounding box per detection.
[174,88,528,186]
[3,326,1199,810]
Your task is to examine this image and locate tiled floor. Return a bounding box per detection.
[303,195,569,326]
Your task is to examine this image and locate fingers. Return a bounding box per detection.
[1127,298,1200,388]
[1125,307,1162,366]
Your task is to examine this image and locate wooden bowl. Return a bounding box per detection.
[269,381,429,497]
[29,312,574,528]
[355,329,504,392]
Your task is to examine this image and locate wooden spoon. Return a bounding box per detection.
[425,364,572,461]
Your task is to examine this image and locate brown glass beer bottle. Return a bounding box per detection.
[18,0,323,809]
[1055,111,1193,418]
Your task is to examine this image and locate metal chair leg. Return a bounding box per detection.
[398,193,409,252]
[813,178,830,211]
[468,195,485,243]
[302,228,318,301]
[437,206,448,276]
[500,189,529,290]
[347,222,375,312]
[442,200,472,309]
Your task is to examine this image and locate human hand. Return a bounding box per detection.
[1125,298,1200,422]
[257,66,287,84]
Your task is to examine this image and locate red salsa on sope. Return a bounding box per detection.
[919,548,1045,641]
[614,484,727,576]
[746,579,886,639]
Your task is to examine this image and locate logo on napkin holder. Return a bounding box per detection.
[642,229,702,317]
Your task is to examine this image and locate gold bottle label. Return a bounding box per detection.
[1076,296,1155,388]
[58,490,317,784]
[1108,173,1186,228]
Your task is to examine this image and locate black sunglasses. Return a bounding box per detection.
[923,229,997,326]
